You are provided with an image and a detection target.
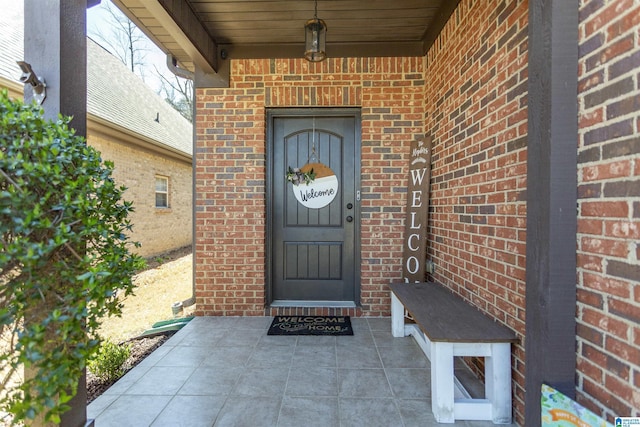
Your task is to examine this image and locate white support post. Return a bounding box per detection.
[485,343,513,424]
[431,342,455,423]
[391,292,406,337]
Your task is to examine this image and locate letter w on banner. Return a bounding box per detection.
[402,136,433,283]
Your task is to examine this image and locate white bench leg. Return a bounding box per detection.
[391,292,406,337]
[431,342,455,423]
[486,343,512,424]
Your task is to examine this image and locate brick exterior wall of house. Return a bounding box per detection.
[577,0,640,420]
[422,1,529,423]
[193,0,639,423]
[90,130,193,258]
[194,57,424,317]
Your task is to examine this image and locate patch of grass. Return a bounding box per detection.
[98,252,193,342]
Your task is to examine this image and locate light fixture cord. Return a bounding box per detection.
[314,0,318,19]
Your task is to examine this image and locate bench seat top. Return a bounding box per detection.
[390,282,518,343]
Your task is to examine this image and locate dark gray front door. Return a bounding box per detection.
[268,109,360,304]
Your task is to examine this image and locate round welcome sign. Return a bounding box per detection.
[292,162,338,209]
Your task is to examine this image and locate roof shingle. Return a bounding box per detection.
[0,3,192,158]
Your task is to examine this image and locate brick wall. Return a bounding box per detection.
[192,0,638,423]
[577,0,640,420]
[89,129,193,258]
[422,0,529,424]
[194,57,424,316]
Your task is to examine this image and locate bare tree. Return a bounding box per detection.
[156,67,193,122]
[89,1,194,121]
[89,1,149,80]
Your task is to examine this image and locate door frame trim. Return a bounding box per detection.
[265,107,362,307]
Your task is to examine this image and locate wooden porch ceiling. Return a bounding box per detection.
[110,0,458,75]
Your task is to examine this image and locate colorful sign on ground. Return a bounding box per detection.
[541,384,613,427]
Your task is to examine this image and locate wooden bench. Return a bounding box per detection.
[390,282,518,424]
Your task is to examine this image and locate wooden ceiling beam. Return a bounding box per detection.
[150,0,217,73]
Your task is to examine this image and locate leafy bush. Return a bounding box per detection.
[0,89,144,423]
[88,340,131,383]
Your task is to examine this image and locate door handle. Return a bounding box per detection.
[346,215,353,222]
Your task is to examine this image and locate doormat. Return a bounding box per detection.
[267,316,353,336]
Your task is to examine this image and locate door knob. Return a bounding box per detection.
[346,215,353,222]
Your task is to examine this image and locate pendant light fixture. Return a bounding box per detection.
[304,0,327,62]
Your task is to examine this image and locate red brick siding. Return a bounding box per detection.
[423,0,529,424]
[578,0,640,421]
[194,57,424,317]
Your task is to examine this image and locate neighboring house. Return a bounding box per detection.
[0,7,192,258]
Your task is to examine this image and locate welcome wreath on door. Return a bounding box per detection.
[285,120,339,209]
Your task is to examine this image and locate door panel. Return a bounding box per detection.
[269,111,359,303]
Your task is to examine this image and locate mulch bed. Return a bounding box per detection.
[87,332,175,404]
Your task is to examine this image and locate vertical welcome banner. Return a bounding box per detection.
[402,136,432,283]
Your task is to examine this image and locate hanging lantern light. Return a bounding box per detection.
[304,0,327,62]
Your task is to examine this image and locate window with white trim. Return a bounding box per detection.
[155,175,169,208]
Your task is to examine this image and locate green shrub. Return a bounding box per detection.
[0,89,144,423]
[88,340,131,382]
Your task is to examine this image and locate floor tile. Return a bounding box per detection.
[386,368,431,399]
[124,366,194,395]
[92,395,173,427]
[296,335,336,346]
[100,363,152,396]
[337,345,383,368]
[86,393,118,419]
[176,328,226,347]
[247,345,295,367]
[134,341,176,368]
[378,344,430,368]
[366,317,391,331]
[277,396,339,427]
[338,369,393,398]
[396,399,438,427]
[338,397,403,427]
[234,316,272,330]
[232,367,290,397]
[151,395,226,427]
[155,344,211,367]
[258,334,298,347]
[214,396,281,427]
[216,328,264,346]
[201,345,253,368]
[371,329,416,348]
[178,366,242,395]
[336,329,374,346]
[286,366,338,397]
[292,344,336,367]
[349,317,371,332]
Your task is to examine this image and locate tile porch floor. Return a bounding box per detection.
[88,316,516,426]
